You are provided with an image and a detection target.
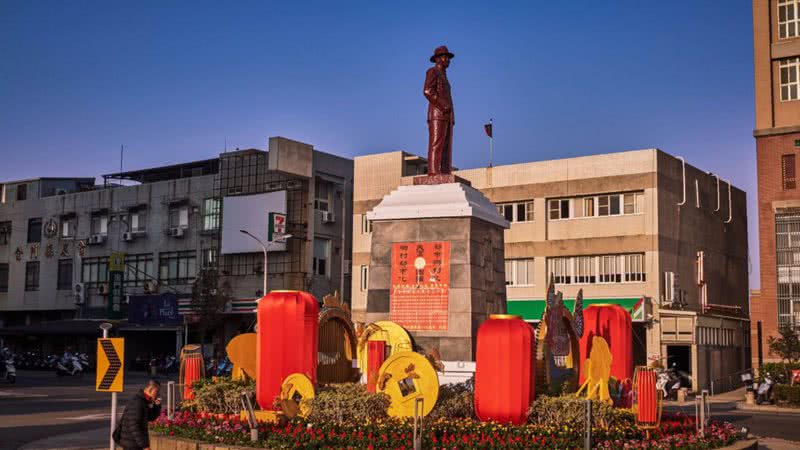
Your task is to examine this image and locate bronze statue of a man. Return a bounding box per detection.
[424,45,455,176]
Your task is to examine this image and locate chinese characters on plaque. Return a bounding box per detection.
[390,241,450,331]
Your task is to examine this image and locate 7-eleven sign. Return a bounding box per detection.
[268,212,287,242]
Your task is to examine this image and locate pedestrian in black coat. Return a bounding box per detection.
[114,379,161,450]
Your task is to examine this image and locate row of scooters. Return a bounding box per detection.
[12,351,93,373]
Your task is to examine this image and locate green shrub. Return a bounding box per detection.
[773,384,800,405]
[181,378,255,414]
[760,362,800,383]
[428,379,475,420]
[527,396,635,429]
[301,383,390,424]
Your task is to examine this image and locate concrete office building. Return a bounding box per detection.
[0,137,353,361]
[752,0,800,367]
[352,149,750,391]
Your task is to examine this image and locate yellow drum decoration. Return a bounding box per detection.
[226,333,257,380]
[279,373,315,418]
[376,351,438,418]
[356,321,413,376]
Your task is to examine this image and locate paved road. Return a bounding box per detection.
[0,370,173,450]
[665,402,800,443]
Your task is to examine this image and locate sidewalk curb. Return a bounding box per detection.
[735,402,800,414]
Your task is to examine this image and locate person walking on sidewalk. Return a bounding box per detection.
[114,379,162,450]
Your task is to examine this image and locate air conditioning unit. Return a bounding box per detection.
[73,283,84,305]
[321,211,335,223]
[169,227,185,237]
[122,232,135,242]
[98,283,109,295]
[143,280,158,294]
[663,271,676,304]
[88,234,106,245]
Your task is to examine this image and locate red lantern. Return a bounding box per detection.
[366,340,386,393]
[634,366,660,426]
[256,290,319,410]
[579,304,632,384]
[474,314,535,425]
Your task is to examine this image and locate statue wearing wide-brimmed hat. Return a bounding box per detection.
[423,45,455,176]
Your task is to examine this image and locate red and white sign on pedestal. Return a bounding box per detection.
[390,241,450,331]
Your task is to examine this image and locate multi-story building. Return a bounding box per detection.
[352,149,750,391]
[752,0,800,367]
[0,137,353,361]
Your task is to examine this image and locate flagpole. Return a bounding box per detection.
[488,118,494,168]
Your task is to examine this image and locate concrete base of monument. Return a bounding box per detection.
[360,182,509,361]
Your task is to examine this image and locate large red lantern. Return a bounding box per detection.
[579,304,632,384]
[474,314,535,425]
[256,290,319,410]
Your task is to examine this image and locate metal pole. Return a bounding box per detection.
[262,245,268,295]
[584,399,592,450]
[167,381,175,419]
[100,323,117,450]
[413,398,424,450]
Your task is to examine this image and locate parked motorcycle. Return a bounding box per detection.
[55,355,84,377]
[656,366,682,400]
[756,373,775,405]
[0,349,16,384]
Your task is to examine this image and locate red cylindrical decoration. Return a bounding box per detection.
[256,290,319,410]
[635,368,658,424]
[183,357,201,400]
[579,304,633,384]
[366,340,386,393]
[474,314,535,425]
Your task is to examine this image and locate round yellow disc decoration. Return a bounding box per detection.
[279,373,315,418]
[376,351,439,418]
[356,321,413,375]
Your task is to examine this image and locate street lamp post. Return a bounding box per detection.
[239,230,292,296]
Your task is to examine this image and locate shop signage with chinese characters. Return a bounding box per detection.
[390,241,450,331]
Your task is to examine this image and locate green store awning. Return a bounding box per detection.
[507,297,645,322]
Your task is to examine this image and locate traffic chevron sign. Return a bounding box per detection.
[96,338,124,392]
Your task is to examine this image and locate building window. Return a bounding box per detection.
[91,214,108,235]
[574,256,596,284]
[623,192,644,214]
[314,179,331,212]
[0,221,10,245]
[548,257,572,284]
[129,209,147,233]
[497,201,534,223]
[624,253,646,282]
[599,255,622,283]
[169,206,189,229]
[57,259,73,290]
[82,257,108,285]
[0,263,8,292]
[780,57,800,101]
[201,248,218,269]
[0,184,5,203]
[124,254,154,287]
[313,238,331,277]
[360,265,369,291]
[361,214,372,234]
[203,198,220,231]
[582,198,595,217]
[597,194,621,216]
[27,218,42,243]
[60,215,77,239]
[548,199,570,220]
[505,258,534,286]
[776,211,800,327]
[159,251,197,285]
[220,253,262,276]
[780,0,800,39]
[25,261,39,291]
[783,154,797,190]
[16,184,27,201]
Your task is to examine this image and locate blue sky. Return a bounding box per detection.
[0,1,758,285]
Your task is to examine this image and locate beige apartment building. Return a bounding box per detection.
[352,148,750,391]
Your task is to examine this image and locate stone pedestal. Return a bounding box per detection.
[362,182,509,361]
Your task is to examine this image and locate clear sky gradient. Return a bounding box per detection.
[0,1,758,285]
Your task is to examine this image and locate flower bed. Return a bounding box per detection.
[152,411,741,449]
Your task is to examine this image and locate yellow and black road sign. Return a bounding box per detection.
[96,338,124,392]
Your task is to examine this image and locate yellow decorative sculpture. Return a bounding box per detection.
[575,336,613,403]
[356,321,413,376]
[376,351,438,418]
[226,333,258,380]
[280,373,315,418]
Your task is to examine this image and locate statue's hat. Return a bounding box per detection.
[430,45,455,63]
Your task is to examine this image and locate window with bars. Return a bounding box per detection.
[504,258,534,286]
[0,263,8,292]
[781,58,800,101]
[220,253,262,276]
[780,1,800,39]
[497,201,534,223]
[57,259,73,290]
[776,211,800,327]
[548,257,572,284]
[203,198,221,231]
[201,248,218,269]
[574,256,596,284]
[159,251,197,285]
[25,261,39,291]
[547,254,645,285]
[124,254,154,287]
[783,154,797,190]
[82,257,108,285]
[599,255,622,283]
[624,254,646,282]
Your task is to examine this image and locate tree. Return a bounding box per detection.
[768,325,800,364]
[190,268,233,351]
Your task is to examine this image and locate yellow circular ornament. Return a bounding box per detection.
[279,373,315,418]
[356,321,413,375]
[376,351,439,418]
